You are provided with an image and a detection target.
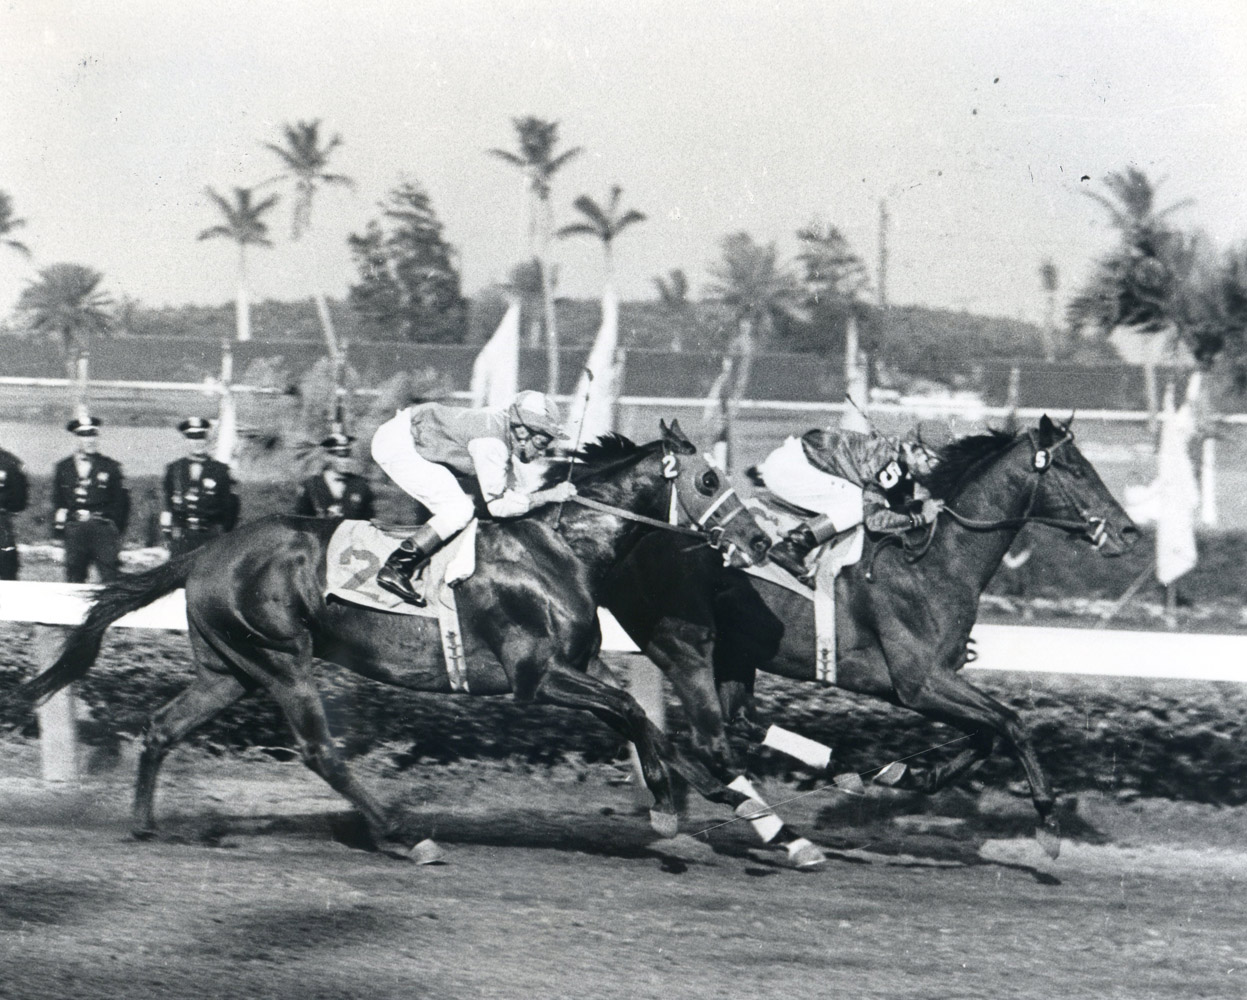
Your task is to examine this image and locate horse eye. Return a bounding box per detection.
[699,470,719,494]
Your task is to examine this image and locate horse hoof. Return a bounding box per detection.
[409,838,446,865]
[786,838,827,869]
[874,762,908,787]
[1035,821,1061,860]
[649,810,680,839]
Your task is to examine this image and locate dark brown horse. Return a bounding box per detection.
[17,422,773,856]
[605,416,1139,855]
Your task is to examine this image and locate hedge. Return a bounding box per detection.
[2,624,1245,805]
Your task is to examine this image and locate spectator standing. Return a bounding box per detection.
[294,432,376,519]
[52,416,129,582]
[0,443,29,579]
[161,417,240,556]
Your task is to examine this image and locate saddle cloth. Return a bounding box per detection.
[743,497,864,685]
[324,520,478,692]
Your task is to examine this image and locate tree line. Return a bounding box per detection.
[3,120,1246,398]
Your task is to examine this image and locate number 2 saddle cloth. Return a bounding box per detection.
[742,496,865,686]
[324,519,479,691]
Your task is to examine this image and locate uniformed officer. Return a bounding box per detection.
[0,443,29,580]
[52,416,130,583]
[160,417,240,556]
[294,432,376,520]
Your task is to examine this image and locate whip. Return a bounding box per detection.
[554,367,594,528]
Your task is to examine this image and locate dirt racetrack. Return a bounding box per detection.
[0,742,1244,1000]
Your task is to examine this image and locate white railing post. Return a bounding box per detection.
[32,623,78,783]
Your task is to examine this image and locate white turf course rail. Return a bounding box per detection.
[1,582,1244,683]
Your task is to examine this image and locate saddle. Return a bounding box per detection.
[325,519,477,617]
[324,519,479,692]
[744,494,865,685]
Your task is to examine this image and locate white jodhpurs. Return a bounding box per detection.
[758,435,864,529]
[371,411,475,539]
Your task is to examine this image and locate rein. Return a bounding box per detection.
[864,427,1102,581]
[566,494,705,538]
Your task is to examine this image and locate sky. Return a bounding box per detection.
[2,0,1246,326]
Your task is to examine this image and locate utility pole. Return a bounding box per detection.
[877,199,889,310]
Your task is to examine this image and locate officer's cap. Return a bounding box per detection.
[320,432,355,456]
[66,416,102,437]
[177,417,212,440]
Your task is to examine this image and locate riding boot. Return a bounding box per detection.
[376,524,446,607]
[768,525,818,580]
[767,514,838,582]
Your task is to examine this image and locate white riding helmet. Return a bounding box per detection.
[508,390,565,440]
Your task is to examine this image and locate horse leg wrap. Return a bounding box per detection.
[762,724,832,771]
[874,761,908,787]
[728,775,783,843]
[784,837,826,868]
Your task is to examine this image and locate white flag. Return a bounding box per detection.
[1154,384,1199,586]
[470,299,520,409]
[214,388,237,464]
[567,285,620,441]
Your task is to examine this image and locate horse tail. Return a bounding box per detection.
[19,552,199,705]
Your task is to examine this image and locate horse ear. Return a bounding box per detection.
[663,418,693,451]
[1038,413,1057,443]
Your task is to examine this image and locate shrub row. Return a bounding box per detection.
[2,624,1245,805]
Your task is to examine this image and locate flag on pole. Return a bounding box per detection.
[470,299,520,409]
[566,285,620,441]
[213,338,237,464]
[1154,382,1199,586]
[840,313,870,433]
[214,389,237,464]
[702,355,734,471]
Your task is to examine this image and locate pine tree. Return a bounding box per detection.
[347,179,466,342]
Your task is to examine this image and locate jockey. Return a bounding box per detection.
[370,389,577,605]
[760,426,942,580]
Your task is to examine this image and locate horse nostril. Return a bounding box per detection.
[752,535,771,555]
[1120,525,1141,548]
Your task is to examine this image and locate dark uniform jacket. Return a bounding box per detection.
[0,448,28,579]
[294,472,375,520]
[52,453,130,533]
[163,456,239,532]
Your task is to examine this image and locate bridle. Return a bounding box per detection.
[937,428,1110,547]
[866,427,1111,580]
[566,442,755,560]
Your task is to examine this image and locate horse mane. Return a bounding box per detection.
[920,427,1018,499]
[539,433,654,487]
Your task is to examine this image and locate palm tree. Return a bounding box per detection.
[1069,168,1193,339]
[263,119,355,357]
[706,233,806,465]
[557,185,646,282]
[198,186,279,343]
[707,232,806,350]
[17,263,114,412]
[0,191,31,257]
[653,268,691,351]
[489,117,582,394]
[1039,259,1059,361]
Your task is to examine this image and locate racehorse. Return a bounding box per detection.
[16,422,773,856]
[604,416,1139,854]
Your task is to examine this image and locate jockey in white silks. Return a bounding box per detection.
[370,389,576,606]
[759,427,942,582]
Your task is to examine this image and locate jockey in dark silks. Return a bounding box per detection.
[370,390,577,606]
[760,427,942,580]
